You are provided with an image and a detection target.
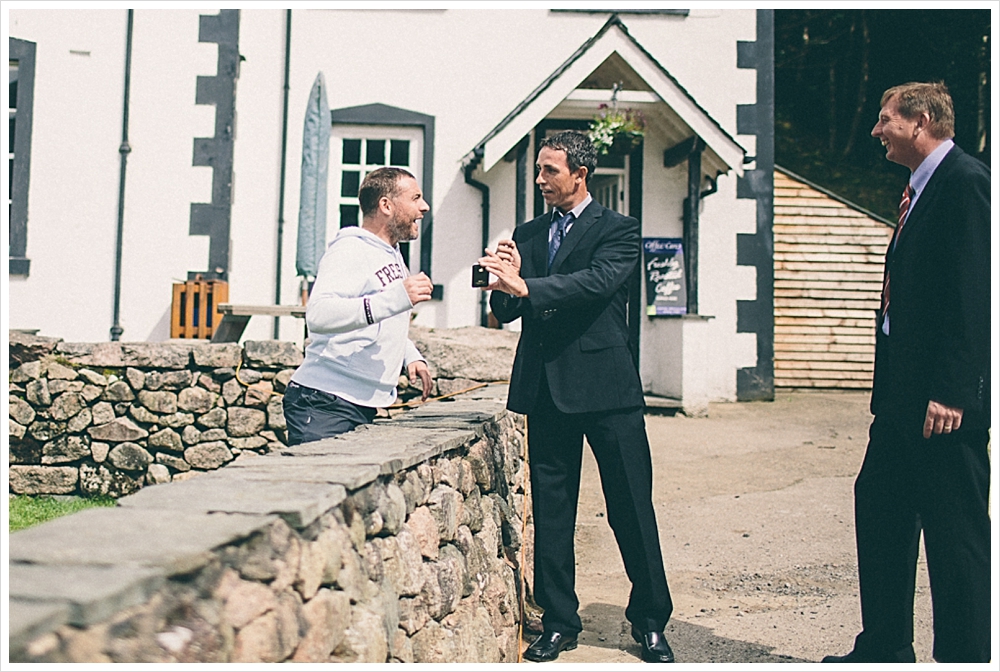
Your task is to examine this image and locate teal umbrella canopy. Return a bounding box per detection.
[296,72,331,279]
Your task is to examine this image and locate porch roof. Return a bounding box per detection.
[463,15,747,176]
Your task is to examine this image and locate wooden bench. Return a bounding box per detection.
[211,304,306,343]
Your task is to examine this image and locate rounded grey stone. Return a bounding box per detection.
[49,392,85,421]
[156,452,191,472]
[109,442,154,471]
[227,407,266,437]
[77,368,109,386]
[181,425,202,445]
[138,390,178,414]
[177,387,217,413]
[26,379,52,406]
[102,380,135,402]
[146,463,171,485]
[45,361,79,380]
[196,407,228,429]
[148,428,184,453]
[91,402,116,426]
[125,367,146,391]
[238,368,262,385]
[91,441,110,463]
[67,407,93,433]
[41,435,91,465]
[184,441,233,469]
[88,417,149,442]
[9,396,36,426]
[29,419,67,442]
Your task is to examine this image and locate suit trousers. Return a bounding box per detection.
[527,373,672,636]
[853,408,991,663]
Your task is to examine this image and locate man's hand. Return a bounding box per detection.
[923,399,964,439]
[478,248,529,298]
[494,239,521,273]
[403,272,433,305]
[408,360,433,401]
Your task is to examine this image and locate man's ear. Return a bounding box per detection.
[914,111,931,135]
[576,166,588,184]
[379,196,393,215]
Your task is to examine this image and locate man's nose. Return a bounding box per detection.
[871,123,880,137]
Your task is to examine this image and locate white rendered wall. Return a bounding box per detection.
[7,11,129,341]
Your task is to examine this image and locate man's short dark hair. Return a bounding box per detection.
[540,131,598,183]
[881,82,956,140]
[358,166,415,217]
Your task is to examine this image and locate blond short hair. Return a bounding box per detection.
[881,82,955,140]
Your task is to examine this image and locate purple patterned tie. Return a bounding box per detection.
[548,211,573,270]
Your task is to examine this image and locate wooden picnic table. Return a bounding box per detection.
[211,303,306,343]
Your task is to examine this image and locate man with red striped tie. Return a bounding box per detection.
[823,82,990,663]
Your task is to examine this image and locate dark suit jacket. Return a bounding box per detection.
[871,145,991,417]
[490,199,644,415]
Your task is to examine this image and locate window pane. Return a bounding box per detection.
[366,139,385,165]
[340,204,359,228]
[9,113,15,154]
[390,139,409,166]
[342,138,361,164]
[341,170,360,198]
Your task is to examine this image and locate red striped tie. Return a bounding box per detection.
[881,184,913,318]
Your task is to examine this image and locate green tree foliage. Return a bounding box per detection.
[776,10,990,219]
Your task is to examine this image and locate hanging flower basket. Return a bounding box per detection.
[588,104,646,156]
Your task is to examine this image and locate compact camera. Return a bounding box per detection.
[471,264,489,288]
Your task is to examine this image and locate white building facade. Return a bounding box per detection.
[6,8,775,410]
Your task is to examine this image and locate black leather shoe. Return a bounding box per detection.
[821,645,915,663]
[631,626,675,663]
[523,630,578,662]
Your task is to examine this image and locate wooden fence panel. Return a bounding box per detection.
[773,169,894,389]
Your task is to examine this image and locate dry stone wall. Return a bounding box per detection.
[9,385,532,663]
[9,338,303,497]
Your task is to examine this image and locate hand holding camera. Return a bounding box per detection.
[474,239,529,298]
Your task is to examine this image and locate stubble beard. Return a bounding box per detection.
[388,215,419,247]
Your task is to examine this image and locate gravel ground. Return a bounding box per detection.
[528,390,941,665]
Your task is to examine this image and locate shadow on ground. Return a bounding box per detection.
[578,602,810,663]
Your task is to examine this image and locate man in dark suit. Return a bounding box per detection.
[478,131,674,663]
[823,83,991,663]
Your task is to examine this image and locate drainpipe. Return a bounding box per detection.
[273,9,292,338]
[110,9,134,341]
[464,148,490,327]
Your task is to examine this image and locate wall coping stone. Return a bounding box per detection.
[8,507,276,575]
[10,564,166,627]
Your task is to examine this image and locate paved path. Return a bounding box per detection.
[544,391,937,664]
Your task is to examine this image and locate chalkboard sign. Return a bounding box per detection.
[642,238,687,316]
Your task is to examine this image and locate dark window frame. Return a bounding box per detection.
[9,37,36,277]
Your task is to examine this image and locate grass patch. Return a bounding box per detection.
[9,495,116,532]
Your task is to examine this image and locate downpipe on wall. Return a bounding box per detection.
[110,9,134,341]
[273,9,292,338]
[464,148,490,328]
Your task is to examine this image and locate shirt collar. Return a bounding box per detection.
[553,193,593,221]
[910,138,954,196]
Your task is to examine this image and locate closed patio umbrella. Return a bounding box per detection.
[296,72,331,292]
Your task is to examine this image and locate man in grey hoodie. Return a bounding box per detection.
[283,167,434,445]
